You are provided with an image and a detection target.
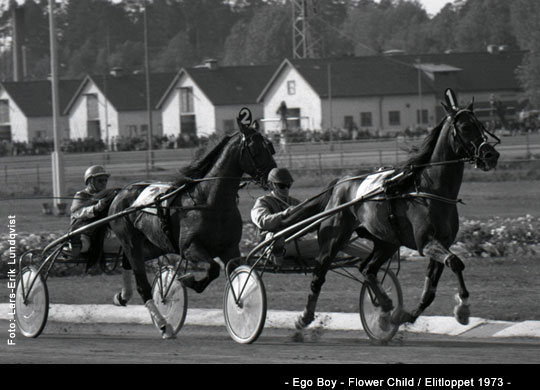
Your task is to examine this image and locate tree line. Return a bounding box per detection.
[1,0,539,105]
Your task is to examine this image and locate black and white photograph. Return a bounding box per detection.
[0,0,539,379]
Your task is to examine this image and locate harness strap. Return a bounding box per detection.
[392,191,464,205]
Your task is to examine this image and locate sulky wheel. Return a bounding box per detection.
[223,265,266,344]
[151,266,188,336]
[359,269,403,343]
[15,266,49,338]
[99,250,121,274]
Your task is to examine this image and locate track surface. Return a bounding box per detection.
[3,324,539,364]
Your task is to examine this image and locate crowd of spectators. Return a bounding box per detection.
[0,133,201,157]
[273,126,428,144]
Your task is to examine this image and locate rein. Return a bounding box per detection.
[290,157,469,212]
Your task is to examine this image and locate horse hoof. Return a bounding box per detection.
[295,316,307,330]
[295,313,314,330]
[391,308,414,325]
[454,304,470,325]
[113,292,128,307]
[161,324,176,340]
[378,311,391,331]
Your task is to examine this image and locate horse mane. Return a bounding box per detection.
[172,134,235,186]
[399,117,446,169]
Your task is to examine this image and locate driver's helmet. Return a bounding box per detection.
[267,167,294,185]
[84,165,110,184]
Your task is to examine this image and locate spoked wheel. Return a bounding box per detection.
[223,265,266,344]
[359,269,403,342]
[15,266,49,338]
[99,251,121,274]
[151,266,188,336]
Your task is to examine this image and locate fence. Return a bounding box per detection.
[2,133,540,196]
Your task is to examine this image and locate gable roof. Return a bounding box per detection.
[400,50,525,92]
[1,79,81,117]
[158,64,278,108]
[258,56,435,102]
[257,51,525,102]
[65,72,176,114]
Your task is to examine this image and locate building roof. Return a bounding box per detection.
[0,79,81,117]
[258,56,435,102]
[401,50,525,92]
[258,50,525,102]
[64,72,176,114]
[90,72,176,112]
[158,63,278,108]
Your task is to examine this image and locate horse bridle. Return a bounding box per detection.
[239,130,276,185]
[448,109,500,164]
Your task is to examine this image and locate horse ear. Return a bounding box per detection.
[466,97,475,112]
[441,102,453,115]
[444,88,459,111]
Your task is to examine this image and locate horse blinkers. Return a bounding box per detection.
[442,90,500,171]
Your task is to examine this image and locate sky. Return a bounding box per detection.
[417,0,451,16]
[0,0,452,16]
[374,0,451,16]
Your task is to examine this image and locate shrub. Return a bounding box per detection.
[457,215,540,258]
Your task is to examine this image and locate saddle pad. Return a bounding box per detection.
[354,169,395,201]
[131,183,174,215]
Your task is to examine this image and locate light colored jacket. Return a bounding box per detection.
[70,188,101,225]
[251,193,300,238]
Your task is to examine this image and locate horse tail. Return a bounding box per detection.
[282,178,338,226]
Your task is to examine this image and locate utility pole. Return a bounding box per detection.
[143,0,153,175]
[103,26,110,151]
[416,58,423,127]
[327,63,333,151]
[49,0,65,214]
[10,0,24,81]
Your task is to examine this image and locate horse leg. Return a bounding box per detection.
[363,242,400,331]
[421,239,470,325]
[113,225,174,339]
[295,213,355,329]
[181,241,222,294]
[392,258,444,325]
[113,255,133,306]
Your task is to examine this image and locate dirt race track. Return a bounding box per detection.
[3,322,540,365]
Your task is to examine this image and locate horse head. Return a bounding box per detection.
[237,107,277,187]
[442,88,500,171]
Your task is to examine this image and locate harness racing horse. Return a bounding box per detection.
[288,89,500,332]
[108,109,276,338]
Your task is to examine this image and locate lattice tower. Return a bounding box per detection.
[292,0,323,59]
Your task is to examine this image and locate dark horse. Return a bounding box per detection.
[108,110,276,338]
[287,89,500,331]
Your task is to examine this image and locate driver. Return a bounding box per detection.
[251,168,373,266]
[70,165,116,258]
